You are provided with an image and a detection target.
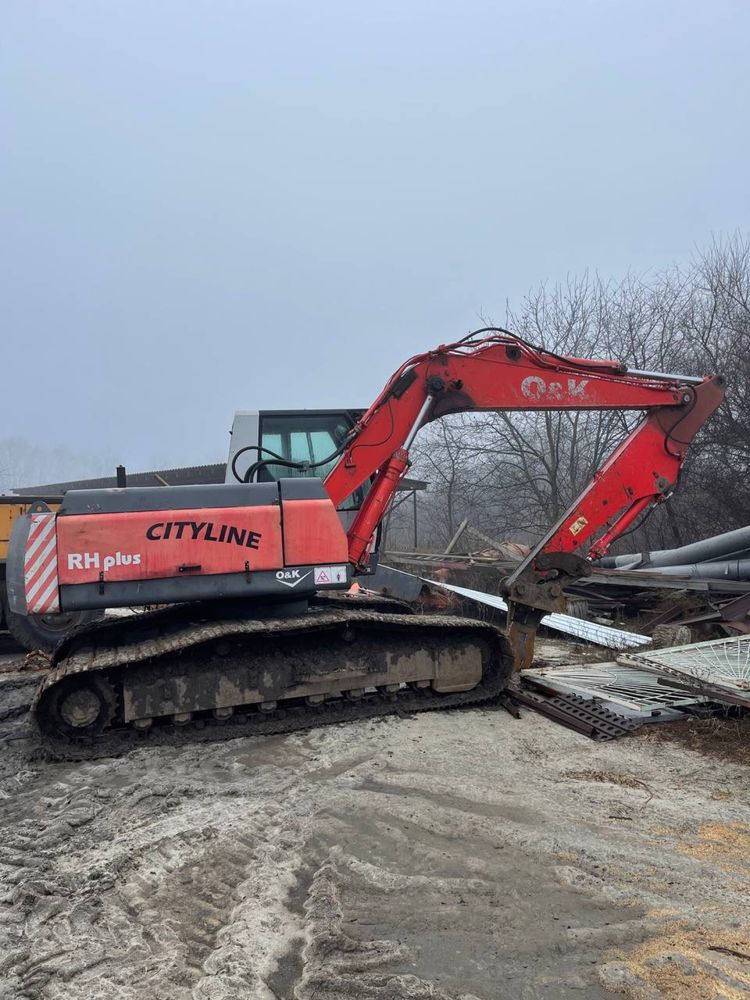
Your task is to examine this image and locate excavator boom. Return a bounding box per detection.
[321,331,723,584]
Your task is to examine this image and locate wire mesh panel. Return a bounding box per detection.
[525,662,704,712]
[621,635,750,704]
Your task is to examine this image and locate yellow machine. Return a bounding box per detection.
[0,498,50,561]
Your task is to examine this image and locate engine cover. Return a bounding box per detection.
[8,479,350,614]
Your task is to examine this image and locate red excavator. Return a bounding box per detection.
[7,329,724,750]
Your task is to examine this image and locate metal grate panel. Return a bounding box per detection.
[525,662,704,712]
[621,635,750,706]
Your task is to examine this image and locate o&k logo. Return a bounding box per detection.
[520,376,589,400]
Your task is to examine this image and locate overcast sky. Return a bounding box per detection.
[2,1,749,474]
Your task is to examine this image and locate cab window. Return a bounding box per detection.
[259,413,366,509]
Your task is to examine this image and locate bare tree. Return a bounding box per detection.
[405,234,750,554]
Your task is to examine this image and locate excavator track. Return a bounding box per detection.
[33,604,512,761]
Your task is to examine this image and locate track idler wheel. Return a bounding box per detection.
[38,676,117,740]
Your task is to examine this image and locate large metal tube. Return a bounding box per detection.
[596,525,750,569]
[626,367,704,385]
[633,559,750,581]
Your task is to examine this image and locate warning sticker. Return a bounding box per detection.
[569,515,589,537]
[314,564,347,586]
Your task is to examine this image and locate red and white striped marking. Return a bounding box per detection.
[24,513,60,614]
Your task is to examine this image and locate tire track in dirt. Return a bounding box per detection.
[0,747,313,998]
[1,709,748,999]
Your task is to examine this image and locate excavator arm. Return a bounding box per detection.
[324,331,725,646]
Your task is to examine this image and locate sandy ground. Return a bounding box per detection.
[0,639,748,1000]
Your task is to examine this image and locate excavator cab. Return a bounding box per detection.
[225,409,368,514]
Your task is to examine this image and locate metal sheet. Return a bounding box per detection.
[426,579,650,650]
[583,569,750,593]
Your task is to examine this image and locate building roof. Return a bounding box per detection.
[14,464,226,496]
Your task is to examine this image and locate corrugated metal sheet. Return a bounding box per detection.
[425,579,651,650]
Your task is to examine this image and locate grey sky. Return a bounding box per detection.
[2,1,749,475]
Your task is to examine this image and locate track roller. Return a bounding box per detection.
[377,683,400,696]
[37,675,117,740]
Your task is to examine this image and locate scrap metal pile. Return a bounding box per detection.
[371,527,750,742]
[415,575,748,739]
[385,524,750,636]
[526,635,750,715]
[576,524,750,635]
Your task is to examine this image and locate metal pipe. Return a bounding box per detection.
[703,548,750,564]
[403,396,433,450]
[626,368,704,385]
[634,559,750,581]
[596,525,750,569]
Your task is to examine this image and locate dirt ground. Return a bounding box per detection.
[0,640,748,1000]
[638,714,750,766]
